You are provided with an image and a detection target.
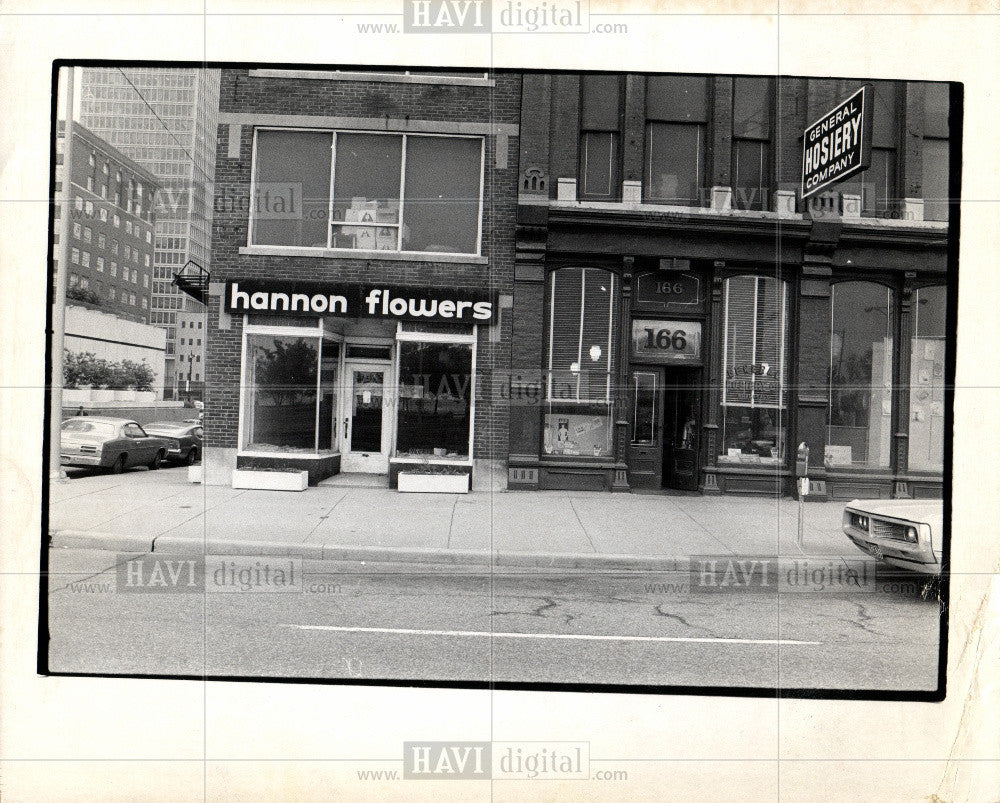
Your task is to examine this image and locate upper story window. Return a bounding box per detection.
[578,74,622,201]
[644,75,708,206]
[841,81,900,217]
[250,129,484,256]
[922,83,950,222]
[731,77,772,211]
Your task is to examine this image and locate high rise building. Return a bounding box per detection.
[77,67,220,397]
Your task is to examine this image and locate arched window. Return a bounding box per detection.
[544,267,617,458]
[908,285,946,471]
[720,275,790,464]
[827,281,894,468]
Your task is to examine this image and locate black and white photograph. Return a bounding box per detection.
[43,63,957,694]
[2,2,997,800]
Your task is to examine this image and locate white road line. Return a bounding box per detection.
[284,625,819,646]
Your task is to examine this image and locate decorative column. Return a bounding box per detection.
[893,271,917,498]
[611,257,633,491]
[700,269,725,494]
[795,220,839,500]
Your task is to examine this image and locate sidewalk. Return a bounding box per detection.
[48,467,870,570]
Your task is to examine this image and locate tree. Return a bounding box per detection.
[63,349,155,390]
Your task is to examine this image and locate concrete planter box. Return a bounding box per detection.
[231,468,309,492]
[398,472,470,494]
[188,465,203,484]
[135,391,156,404]
[90,389,115,402]
[113,389,136,401]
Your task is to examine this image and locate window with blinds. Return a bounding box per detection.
[547,267,616,402]
[720,275,789,464]
[544,267,618,458]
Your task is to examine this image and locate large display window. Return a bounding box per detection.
[827,281,894,468]
[544,267,617,458]
[908,285,946,471]
[395,339,474,458]
[241,322,339,453]
[719,275,789,465]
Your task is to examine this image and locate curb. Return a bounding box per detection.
[49,529,875,575]
[50,530,156,553]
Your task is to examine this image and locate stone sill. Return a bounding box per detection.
[239,245,488,265]
[248,69,494,88]
[549,199,804,222]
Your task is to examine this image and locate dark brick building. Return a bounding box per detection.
[202,68,520,488]
[509,73,954,499]
[55,122,159,323]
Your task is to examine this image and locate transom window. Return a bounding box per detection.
[250,129,484,256]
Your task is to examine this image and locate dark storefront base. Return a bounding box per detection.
[508,458,942,499]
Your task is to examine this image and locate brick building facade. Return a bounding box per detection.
[509,73,954,499]
[55,122,159,323]
[203,68,520,487]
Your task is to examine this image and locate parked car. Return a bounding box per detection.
[843,499,944,575]
[142,421,203,465]
[60,417,171,474]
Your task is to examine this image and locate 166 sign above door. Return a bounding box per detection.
[631,320,702,364]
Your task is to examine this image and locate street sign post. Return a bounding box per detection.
[801,84,873,199]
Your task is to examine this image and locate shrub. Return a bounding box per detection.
[63,350,155,391]
[66,287,102,306]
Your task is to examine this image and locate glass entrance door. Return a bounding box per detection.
[341,364,391,473]
[627,369,664,490]
[662,368,700,491]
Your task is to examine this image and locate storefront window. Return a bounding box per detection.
[720,275,789,465]
[908,286,946,471]
[545,267,616,458]
[245,335,319,451]
[827,282,894,468]
[243,332,340,453]
[396,340,473,458]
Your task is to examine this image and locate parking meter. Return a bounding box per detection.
[795,442,810,478]
[795,443,809,544]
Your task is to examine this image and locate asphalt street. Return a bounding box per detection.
[45,547,942,691]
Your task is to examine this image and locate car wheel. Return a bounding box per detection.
[111,454,127,474]
[186,447,199,465]
[148,450,164,470]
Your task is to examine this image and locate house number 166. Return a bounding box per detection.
[643,328,687,351]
